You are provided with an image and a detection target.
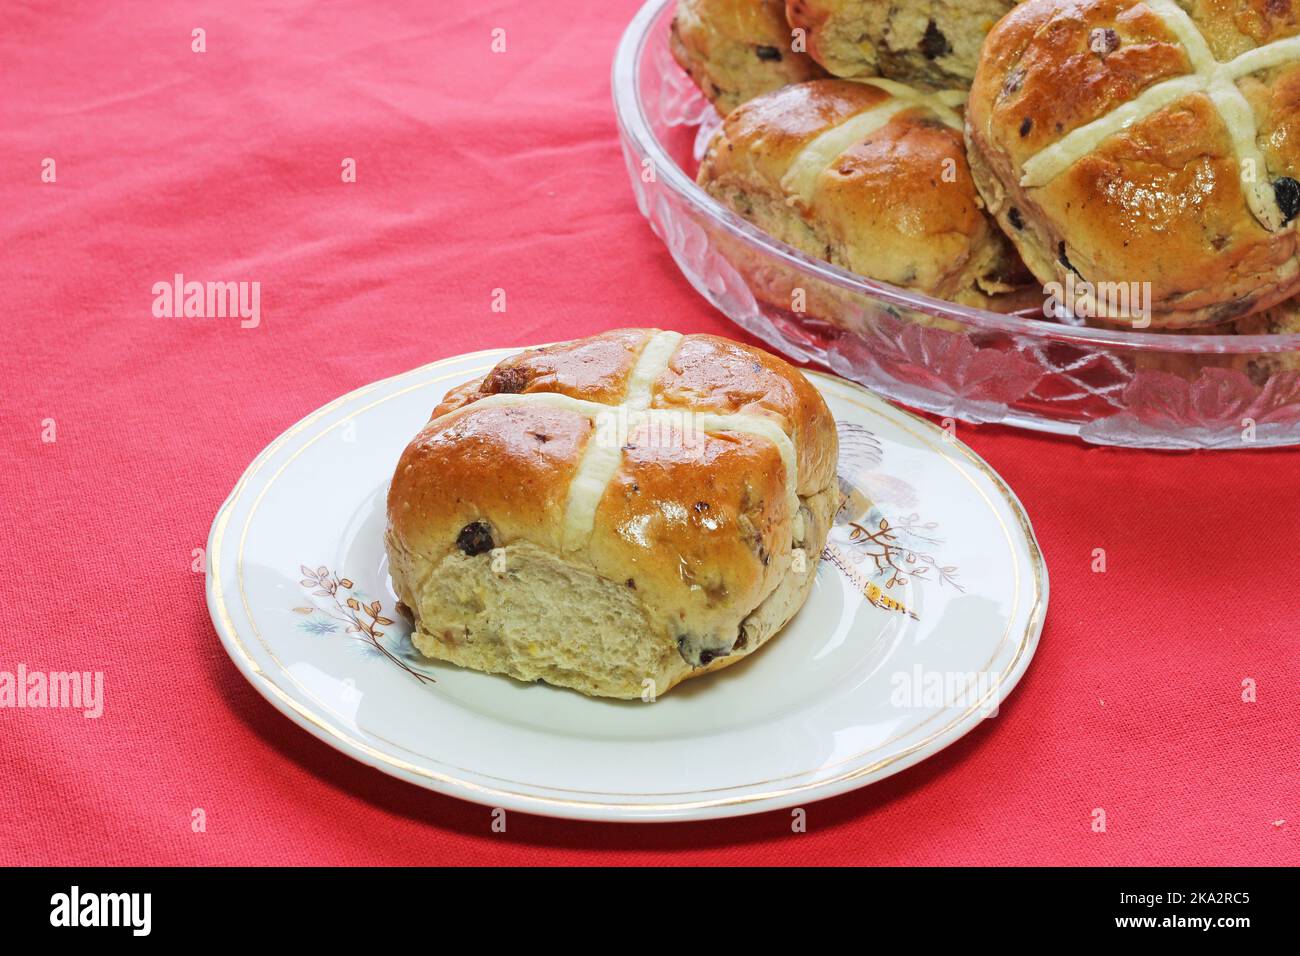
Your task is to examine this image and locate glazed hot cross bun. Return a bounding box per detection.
[698,77,1023,305]
[967,0,1300,329]
[671,0,826,114]
[786,0,1018,88]
[386,329,839,699]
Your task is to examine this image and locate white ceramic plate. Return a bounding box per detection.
[207,345,1048,822]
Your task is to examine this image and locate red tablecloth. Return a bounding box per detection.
[2,0,1296,866]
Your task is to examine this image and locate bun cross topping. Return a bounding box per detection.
[462,331,800,552]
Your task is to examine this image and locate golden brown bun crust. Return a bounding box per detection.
[587,426,792,654]
[423,330,836,474]
[432,329,647,415]
[671,0,826,114]
[389,401,592,557]
[653,332,837,494]
[698,78,1022,304]
[967,0,1300,329]
[386,329,839,689]
[787,0,1016,87]
[705,77,888,180]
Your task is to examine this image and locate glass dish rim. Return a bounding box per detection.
[611,0,1300,356]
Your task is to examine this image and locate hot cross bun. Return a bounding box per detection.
[385,329,839,699]
[967,0,1300,328]
[698,77,1024,305]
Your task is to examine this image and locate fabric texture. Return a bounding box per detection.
[1,0,1296,865]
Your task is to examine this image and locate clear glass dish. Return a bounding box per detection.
[612,0,1300,449]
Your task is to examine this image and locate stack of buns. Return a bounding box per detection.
[672,0,1300,333]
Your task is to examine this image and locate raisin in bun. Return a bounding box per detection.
[786,0,1016,88]
[967,0,1300,330]
[671,0,826,114]
[698,77,1024,305]
[385,329,839,699]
